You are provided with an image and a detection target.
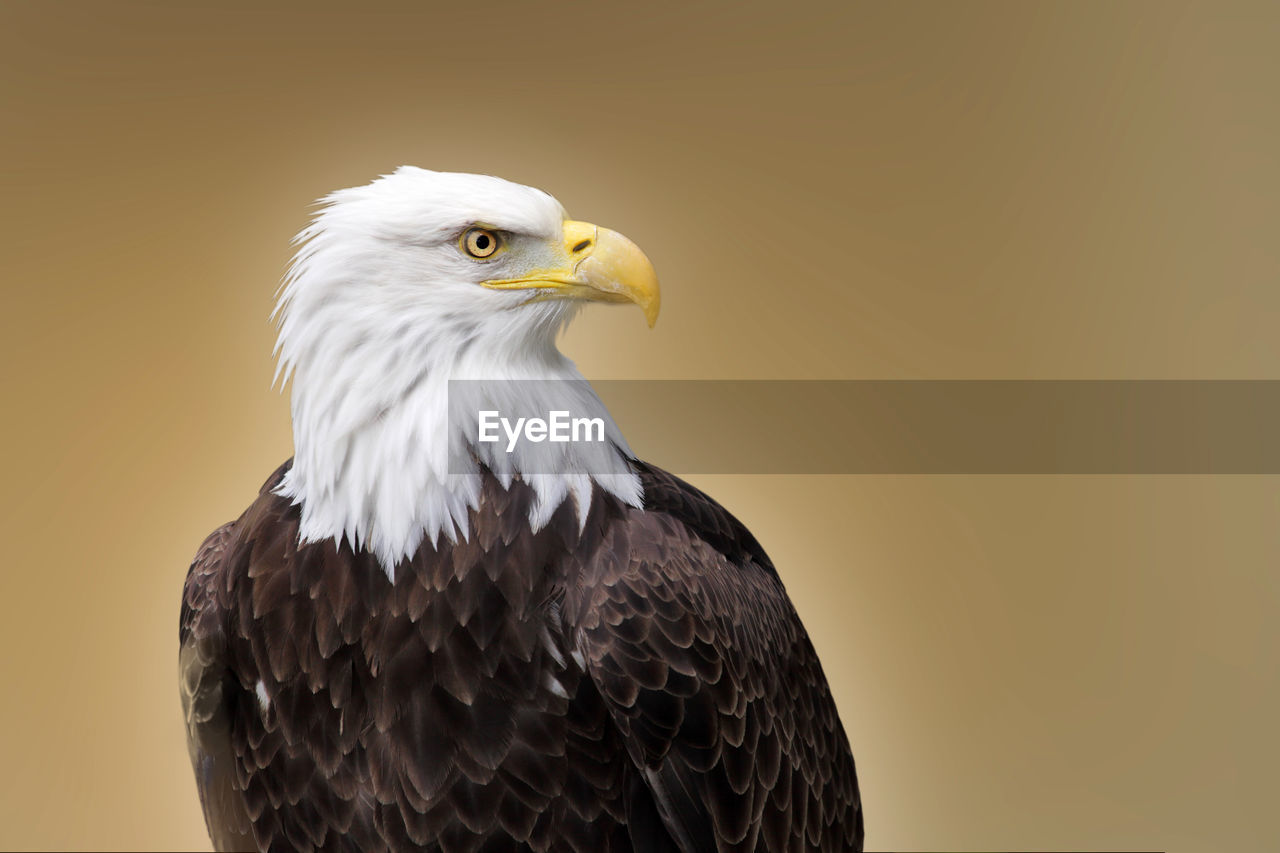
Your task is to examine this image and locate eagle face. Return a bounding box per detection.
[275,168,657,384]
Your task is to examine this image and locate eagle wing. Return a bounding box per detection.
[570,463,864,853]
[180,520,256,853]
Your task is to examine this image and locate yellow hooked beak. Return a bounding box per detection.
[480,220,660,327]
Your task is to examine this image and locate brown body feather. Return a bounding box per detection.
[180,460,863,852]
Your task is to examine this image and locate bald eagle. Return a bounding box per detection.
[180,168,864,852]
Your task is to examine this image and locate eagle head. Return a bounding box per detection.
[271,168,657,576]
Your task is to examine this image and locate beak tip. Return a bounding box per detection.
[642,294,660,328]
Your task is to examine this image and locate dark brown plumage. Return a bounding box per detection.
[180,459,863,852]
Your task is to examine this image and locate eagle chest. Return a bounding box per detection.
[226,527,633,850]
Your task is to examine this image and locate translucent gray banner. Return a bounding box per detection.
[448,380,1280,474]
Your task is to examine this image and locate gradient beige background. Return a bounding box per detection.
[2,1,1277,850]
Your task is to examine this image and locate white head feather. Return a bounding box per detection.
[272,167,643,578]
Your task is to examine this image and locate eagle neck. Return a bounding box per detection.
[276,322,641,580]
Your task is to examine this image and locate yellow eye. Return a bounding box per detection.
[462,227,501,259]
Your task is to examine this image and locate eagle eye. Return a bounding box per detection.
[461,227,501,259]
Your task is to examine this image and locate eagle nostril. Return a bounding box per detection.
[571,239,592,254]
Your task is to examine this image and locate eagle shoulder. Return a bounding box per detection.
[567,462,864,852]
